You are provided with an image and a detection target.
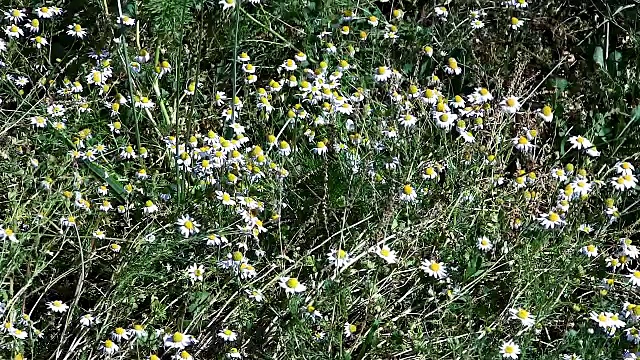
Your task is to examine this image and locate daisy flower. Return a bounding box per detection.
[500,340,520,359]
[101,340,119,354]
[538,105,553,122]
[500,96,521,113]
[375,244,397,263]
[163,332,196,349]
[421,259,448,279]
[327,249,353,268]
[344,322,357,337]
[281,59,297,71]
[112,327,130,342]
[187,264,205,282]
[220,0,236,10]
[568,135,592,150]
[313,141,328,155]
[118,15,135,26]
[628,270,640,287]
[67,24,87,38]
[80,314,97,327]
[47,300,69,313]
[218,329,238,342]
[6,9,27,23]
[400,184,417,202]
[434,6,448,19]
[5,25,24,38]
[135,96,155,109]
[36,7,55,18]
[471,19,485,29]
[176,215,200,238]
[510,17,524,30]
[509,308,535,327]
[512,136,534,153]
[444,57,462,75]
[279,277,307,294]
[477,236,493,251]
[374,66,392,82]
[538,212,565,229]
[616,161,635,175]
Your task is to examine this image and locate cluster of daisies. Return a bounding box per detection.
[1,1,639,360]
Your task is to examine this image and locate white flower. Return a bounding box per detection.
[538,105,554,122]
[80,314,97,327]
[344,322,357,337]
[568,135,592,150]
[281,59,297,71]
[163,332,197,349]
[218,329,238,342]
[374,66,392,82]
[11,328,28,339]
[117,15,135,26]
[279,277,307,294]
[400,184,417,202]
[47,300,69,313]
[176,215,200,238]
[537,212,565,229]
[628,270,640,287]
[188,264,205,282]
[509,308,535,327]
[509,17,524,30]
[327,249,353,268]
[616,161,635,176]
[477,236,493,251]
[101,340,119,354]
[5,24,24,38]
[134,96,155,109]
[66,24,87,38]
[512,136,535,153]
[219,0,236,10]
[112,327,130,342]
[375,245,397,263]
[500,340,520,359]
[500,96,521,113]
[421,259,448,279]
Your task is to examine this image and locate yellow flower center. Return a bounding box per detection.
[224,329,232,335]
[634,271,640,279]
[349,324,357,332]
[337,249,347,259]
[429,262,441,272]
[105,340,114,348]
[74,24,82,32]
[232,251,243,261]
[506,98,516,107]
[548,212,560,222]
[518,136,528,145]
[377,67,387,75]
[286,278,299,288]
[172,332,184,342]
[115,327,125,335]
[505,346,514,354]
[184,221,194,230]
[511,17,519,25]
[380,248,390,257]
[403,185,413,195]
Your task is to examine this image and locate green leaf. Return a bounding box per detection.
[84,161,126,201]
[593,46,605,68]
